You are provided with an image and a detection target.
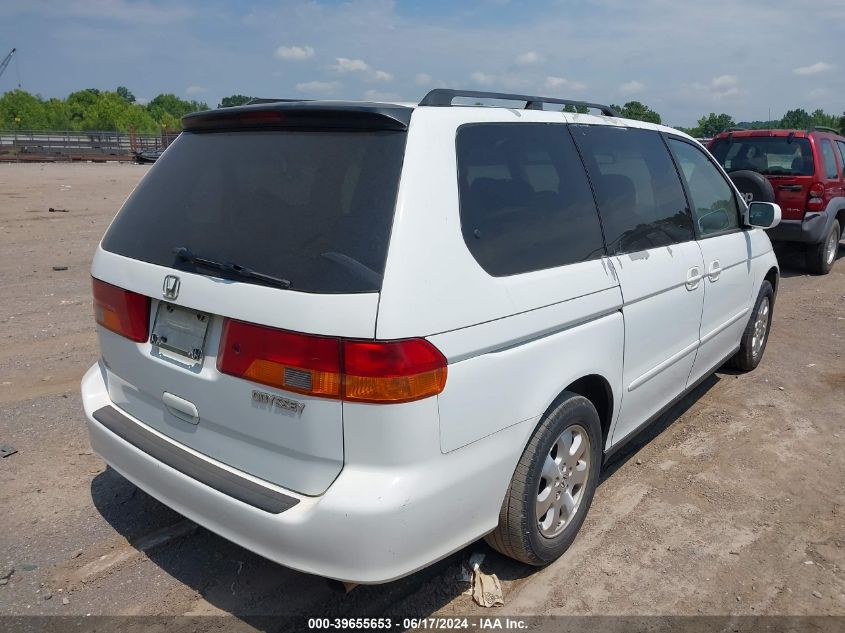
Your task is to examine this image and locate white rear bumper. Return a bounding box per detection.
[81,361,530,583]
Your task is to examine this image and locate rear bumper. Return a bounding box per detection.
[767,212,828,244]
[81,361,525,583]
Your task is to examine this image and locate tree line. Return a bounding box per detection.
[0,87,211,133]
[553,101,843,138]
[0,89,842,137]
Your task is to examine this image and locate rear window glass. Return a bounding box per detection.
[456,123,605,276]
[709,136,814,176]
[101,129,406,293]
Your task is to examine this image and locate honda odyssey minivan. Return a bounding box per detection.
[82,89,781,583]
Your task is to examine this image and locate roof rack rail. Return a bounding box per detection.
[807,125,840,134]
[245,98,309,105]
[724,127,747,132]
[418,89,620,117]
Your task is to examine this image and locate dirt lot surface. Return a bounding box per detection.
[0,163,843,626]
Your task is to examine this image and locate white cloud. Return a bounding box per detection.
[374,70,393,82]
[544,76,586,92]
[185,85,206,95]
[471,71,496,86]
[620,80,644,95]
[330,57,370,73]
[275,45,315,61]
[363,89,400,101]
[691,74,740,99]
[515,51,543,65]
[295,80,340,95]
[793,61,834,76]
[415,73,432,86]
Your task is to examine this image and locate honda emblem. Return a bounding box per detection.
[163,275,180,300]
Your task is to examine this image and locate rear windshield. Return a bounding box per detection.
[709,136,814,176]
[101,129,406,293]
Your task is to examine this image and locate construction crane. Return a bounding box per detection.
[0,48,16,82]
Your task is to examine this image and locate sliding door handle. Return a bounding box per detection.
[707,260,722,282]
[685,266,703,291]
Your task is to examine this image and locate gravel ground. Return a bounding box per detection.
[0,163,843,627]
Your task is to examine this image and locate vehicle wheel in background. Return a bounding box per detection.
[806,220,840,275]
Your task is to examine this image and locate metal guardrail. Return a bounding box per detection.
[0,129,180,162]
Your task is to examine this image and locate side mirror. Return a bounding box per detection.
[746,201,781,229]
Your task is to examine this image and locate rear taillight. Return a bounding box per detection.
[343,339,447,403]
[217,319,447,404]
[92,278,150,342]
[217,320,342,398]
[808,182,826,211]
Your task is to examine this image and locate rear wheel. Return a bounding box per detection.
[729,280,774,371]
[806,220,840,275]
[486,393,602,565]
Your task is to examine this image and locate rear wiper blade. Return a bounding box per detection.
[173,247,292,289]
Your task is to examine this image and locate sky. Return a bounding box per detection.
[0,0,842,127]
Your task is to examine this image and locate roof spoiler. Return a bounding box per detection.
[182,102,411,131]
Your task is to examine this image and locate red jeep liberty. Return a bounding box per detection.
[709,128,844,274]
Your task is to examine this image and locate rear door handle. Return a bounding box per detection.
[707,260,722,282]
[685,266,703,291]
[163,392,199,425]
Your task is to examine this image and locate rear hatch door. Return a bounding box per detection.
[93,105,409,495]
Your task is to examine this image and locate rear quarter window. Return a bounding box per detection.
[820,139,839,179]
[455,123,605,276]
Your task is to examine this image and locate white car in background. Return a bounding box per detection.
[82,89,781,583]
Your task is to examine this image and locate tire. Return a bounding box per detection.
[805,220,840,275]
[728,280,774,371]
[485,392,602,566]
[728,170,776,204]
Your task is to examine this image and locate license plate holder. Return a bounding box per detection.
[151,302,211,362]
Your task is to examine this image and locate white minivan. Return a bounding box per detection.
[81,90,781,583]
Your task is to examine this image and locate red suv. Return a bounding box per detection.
[708,128,844,274]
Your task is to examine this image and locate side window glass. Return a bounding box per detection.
[668,138,740,237]
[820,139,839,179]
[456,123,605,276]
[836,141,845,174]
[570,125,693,254]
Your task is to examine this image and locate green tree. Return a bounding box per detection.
[694,112,736,138]
[66,88,103,127]
[116,86,136,103]
[610,101,661,124]
[673,126,697,136]
[82,92,157,132]
[839,111,845,135]
[146,93,209,129]
[0,89,47,129]
[218,94,255,108]
[563,104,589,114]
[43,98,73,129]
[780,108,811,130]
[809,108,837,129]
